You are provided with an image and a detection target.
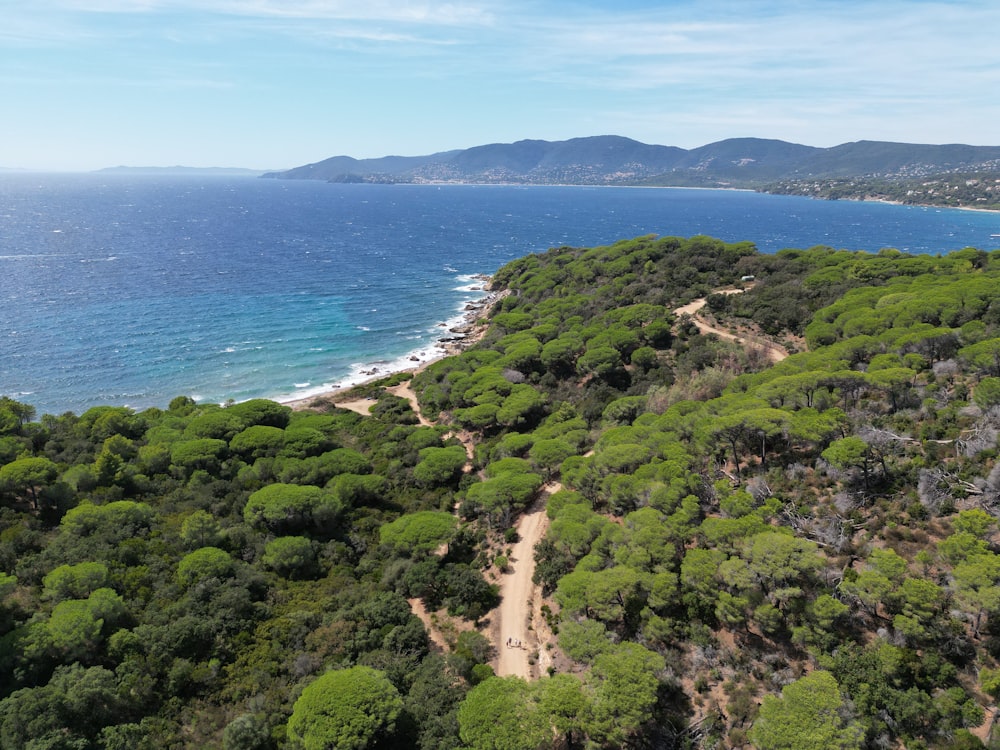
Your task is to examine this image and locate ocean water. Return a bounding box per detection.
[2,175,999,416]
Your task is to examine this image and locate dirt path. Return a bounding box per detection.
[490,486,556,679]
[971,705,997,745]
[408,596,477,654]
[674,291,788,364]
[331,398,377,416]
[386,380,434,426]
[301,327,552,680]
[297,377,427,422]
[409,597,451,651]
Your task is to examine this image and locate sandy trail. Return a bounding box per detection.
[331,398,377,416]
[408,597,450,651]
[386,381,434,426]
[300,373,430,421]
[675,291,788,363]
[491,487,555,679]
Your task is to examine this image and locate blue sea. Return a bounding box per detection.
[3,174,1000,416]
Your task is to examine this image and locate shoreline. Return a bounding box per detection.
[280,276,502,411]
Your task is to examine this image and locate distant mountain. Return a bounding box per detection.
[262,135,1000,188]
[96,166,267,176]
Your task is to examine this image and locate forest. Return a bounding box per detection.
[4,235,1000,749]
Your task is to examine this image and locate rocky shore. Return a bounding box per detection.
[283,274,503,410]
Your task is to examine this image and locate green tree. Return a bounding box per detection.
[281,426,333,458]
[583,641,665,746]
[0,664,123,750]
[222,713,271,750]
[822,436,876,487]
[229,424,286,460]
[680,547,727,618]
[577,345,624,381]
[93,434,135,487]
[537,674,587,743]
[180,509,222,549]
[951,552,1000,635]
[403,655,466,750]
[176,546,235,587]
[557,619,613,664]
[0,456,58,508]
[555,565,645,627]
[464,472,542,527]
[457,676,549,750]
[225,398,292,428]
[742,531,821,608]
[170,438,228,476]
[46,588,126,662]
[750,670,862,750]
[413,445,468,486]
[0,397,35,435]
[959,337,1000,376]
[865,367,915,411]
[47,598,104,661]
[287,666,403,750]
[528,438,574,479]
[262,536,317,578]
[496,385,546,428]
[243,483,340,532]
[60,499,154,539]
[973,376,1000,410]
[42,561,110,601]
[541,335,582,375]
[183,409,246,441]
[379,511,458,556]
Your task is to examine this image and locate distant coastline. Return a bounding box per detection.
[262,134,1000,214]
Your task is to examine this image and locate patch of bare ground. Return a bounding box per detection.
[328,398,377,416]
[408,596,478,653]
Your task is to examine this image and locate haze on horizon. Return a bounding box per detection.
[4,0,999,173]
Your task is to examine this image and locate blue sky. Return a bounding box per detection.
[3,0,1000,171]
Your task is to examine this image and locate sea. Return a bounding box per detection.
[3,174,1000,417]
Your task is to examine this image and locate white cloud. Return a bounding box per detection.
[49,0,496,25]
[6,0,1000,168]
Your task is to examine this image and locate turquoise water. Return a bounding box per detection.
[2,175,999,415]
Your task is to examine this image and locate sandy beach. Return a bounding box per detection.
[280,280,504,413]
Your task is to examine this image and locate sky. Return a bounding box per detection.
[3,0,1000,171]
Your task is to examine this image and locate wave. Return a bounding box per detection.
[269,289,490,406]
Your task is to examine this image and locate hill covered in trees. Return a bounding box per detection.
[262,136,1000,209]
[5,236,1000,748]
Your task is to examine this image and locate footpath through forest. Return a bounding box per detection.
[385,376,553,677]
[340,287,790,681]
[674,290,789,363]
[490,487,554,679]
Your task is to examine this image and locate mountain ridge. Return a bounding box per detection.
[262,135,1000,189]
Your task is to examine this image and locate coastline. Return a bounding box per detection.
[280,275,502,411]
